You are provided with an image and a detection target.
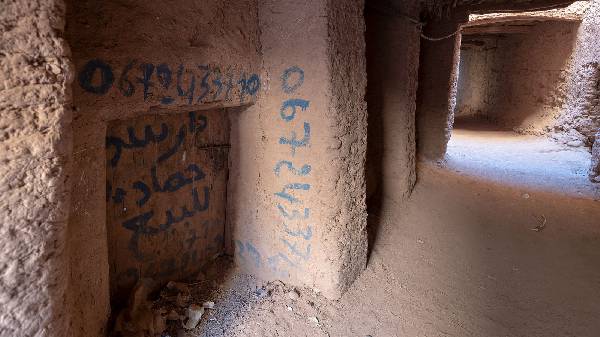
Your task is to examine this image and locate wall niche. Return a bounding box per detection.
[105,109,230,309]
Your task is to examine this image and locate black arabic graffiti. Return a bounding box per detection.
[106,111,207,167]
[122,186,210,261]
[131,164,206,207]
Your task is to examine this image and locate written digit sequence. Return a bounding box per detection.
[79,60,261,106]
[265,65,314,270]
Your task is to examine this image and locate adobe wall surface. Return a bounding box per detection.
[592,131,600,181]
[455,37,500,119]
[365,0,421,204]
[0,0,73,336]
[454,2,600,179]
[495,22,572,132]
[495,21,576,134]
[416,13,466,161]
[561,0,600,143]
[229,0,368,299]
[65,0,261,336]
[4,0,369,335]
[555,0,600,180]
[105,108,231,310]
[65,0,370,336]
[456,21,579,134]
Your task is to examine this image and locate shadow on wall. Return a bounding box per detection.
[365,7,384,256]
[364,0,420,259]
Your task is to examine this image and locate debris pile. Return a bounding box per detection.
[112,279,217,337]
[113,278,166,337]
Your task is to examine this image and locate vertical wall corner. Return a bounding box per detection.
[0,0,74,336]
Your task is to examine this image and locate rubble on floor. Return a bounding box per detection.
[113,278,166,337]
[109,257,334,337]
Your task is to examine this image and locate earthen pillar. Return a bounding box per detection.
[416,13,467,161]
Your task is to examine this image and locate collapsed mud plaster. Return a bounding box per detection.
[65,0,261,336]
[0,0,73,336]
[229,0,368,299]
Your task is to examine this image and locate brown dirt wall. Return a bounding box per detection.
[65,1,261,335]
[229,0,370,301]
[364,0,422,247]
[0,0,73,336]
[416,13,467,161]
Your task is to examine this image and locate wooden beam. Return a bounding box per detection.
[464,15,580,28]
[463,0,579,14]
[462,24,535,35]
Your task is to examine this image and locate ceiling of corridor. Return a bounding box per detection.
[421,0,577,14]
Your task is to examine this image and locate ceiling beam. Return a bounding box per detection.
[464,15,580,27]
[463,0,578,14]
[462,24,534,35]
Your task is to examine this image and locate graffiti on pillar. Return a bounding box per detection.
[78,59,260,105]
[106,109,229,304]
[236,66,314,278]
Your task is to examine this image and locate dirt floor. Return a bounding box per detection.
[153,156,600,337]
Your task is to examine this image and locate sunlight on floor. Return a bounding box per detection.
[445,126,599,199]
